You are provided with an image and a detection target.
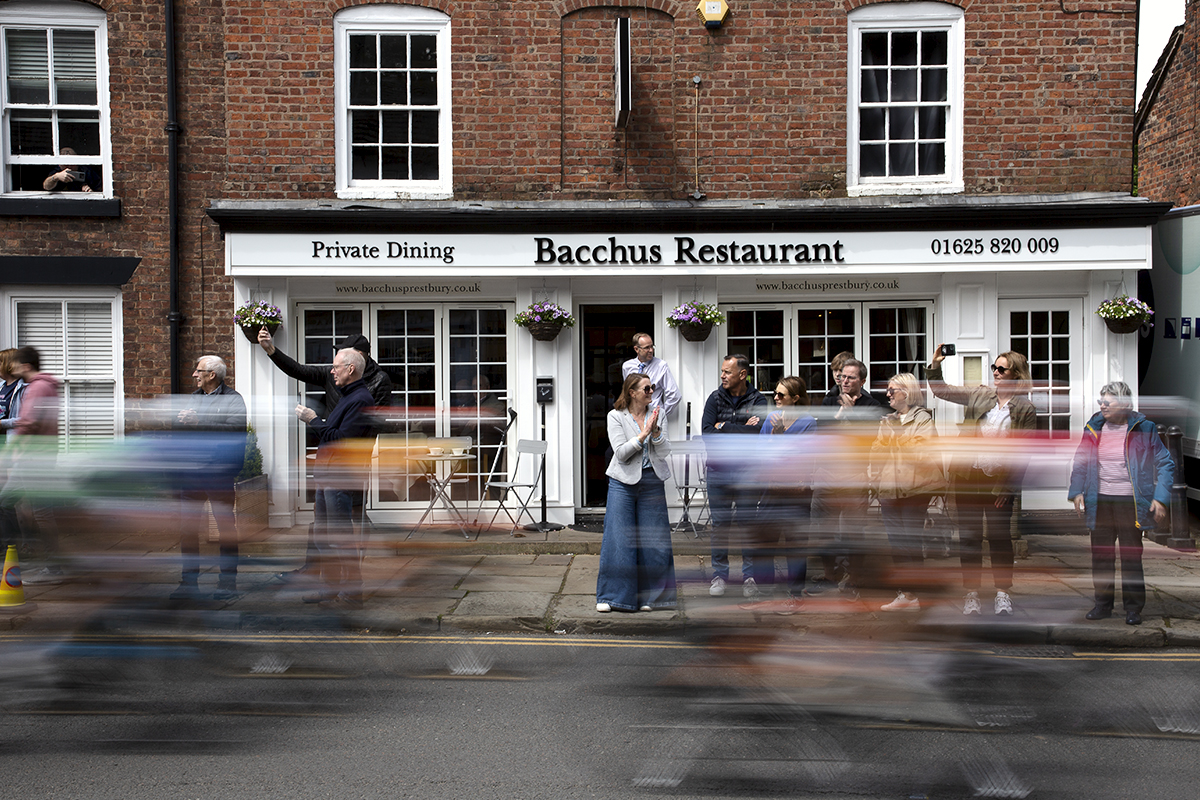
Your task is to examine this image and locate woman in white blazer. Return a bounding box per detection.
[596,373,676,612]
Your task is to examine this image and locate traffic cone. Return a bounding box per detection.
[1,545,26,609]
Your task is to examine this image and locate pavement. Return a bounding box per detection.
[7,516,1200,648]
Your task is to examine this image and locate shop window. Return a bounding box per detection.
[13,297,120,450]
[1,1,108,195]
[866,306,929,395]
[726,309,786,394]
[334,6,451,200]
[847,2,963,196]
[796,306,857,403]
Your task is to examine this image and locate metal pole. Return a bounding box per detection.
[524,401,563,533]
[1167,425,1192,550]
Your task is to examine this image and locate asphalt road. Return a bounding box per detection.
[4,629,1200,799]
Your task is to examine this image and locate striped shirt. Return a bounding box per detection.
[1098,422,1133,496]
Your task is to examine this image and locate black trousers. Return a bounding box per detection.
[1090,494,1145,613]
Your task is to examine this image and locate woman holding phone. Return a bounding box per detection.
[596,373,676,612]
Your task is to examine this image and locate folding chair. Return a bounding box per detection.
[478,439,547,535]
[670,438,710,537]
[473,409,518,525]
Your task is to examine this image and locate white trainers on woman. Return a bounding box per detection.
[881,591,920,612]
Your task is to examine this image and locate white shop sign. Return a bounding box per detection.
[226,227,1149,277]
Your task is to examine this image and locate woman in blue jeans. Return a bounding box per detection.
[596,373,676,612]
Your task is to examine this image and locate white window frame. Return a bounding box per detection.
[333,5,452,200]
[847,1,964,197]
[6,288,123,451]
[0,0,111,197]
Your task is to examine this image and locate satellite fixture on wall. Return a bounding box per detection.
[615,18,631,128]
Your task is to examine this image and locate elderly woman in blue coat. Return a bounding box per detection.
[1069,382,1174,626]
[596,373,676,612]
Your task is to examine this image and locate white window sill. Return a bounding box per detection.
[336,187,453,201]
[847,182,965,198]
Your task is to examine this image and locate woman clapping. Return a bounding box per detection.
[596,374,676,612]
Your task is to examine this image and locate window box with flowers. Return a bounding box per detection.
[234,301,284,343]
[667,301,726,342]
[1096,295,1153,335]
[515,301,576,341]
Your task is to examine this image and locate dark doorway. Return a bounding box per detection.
[580,304,655,508]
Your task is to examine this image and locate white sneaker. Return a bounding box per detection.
[709,576,726,597]
[639,605,653,612]
[963,591,981,615]
[881,591,920,612]
[742,577,762,599]
[994,590,1013,616]
[596,602,612,612]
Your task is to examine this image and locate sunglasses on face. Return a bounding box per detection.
[773,391,792,399]
[885,387,904,394]
[641,385,655,394]
[991,364,1010,374]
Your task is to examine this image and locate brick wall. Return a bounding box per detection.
[4,0,1140,395]
[1137,0,1199,206]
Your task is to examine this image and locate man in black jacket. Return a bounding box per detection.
[256,328,393,408]
[701,354,767,598]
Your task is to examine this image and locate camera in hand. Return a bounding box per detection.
[66,170,87,181]
[940,344,956,356]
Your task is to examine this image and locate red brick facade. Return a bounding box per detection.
[1137,0,1199,207]
[4,0,1140,395]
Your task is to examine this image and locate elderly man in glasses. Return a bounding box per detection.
[927,344,1037,616]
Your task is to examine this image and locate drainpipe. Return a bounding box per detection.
[165,0,183,393]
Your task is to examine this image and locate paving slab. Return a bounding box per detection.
[457,573,565,593]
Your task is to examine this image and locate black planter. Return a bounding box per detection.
[239,320,281,343]
[1103,317,1144,335]
[678,321,714,342]
[525,320,565,341]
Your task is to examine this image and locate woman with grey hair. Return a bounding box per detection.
[1069,382,1174,626]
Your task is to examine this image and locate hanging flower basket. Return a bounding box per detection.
[678,320,715,342]
[1096,295,1152,335]
[234,301,284,343]
[515,301,575,342]
[525,320,566,341]
[667,300,724,342]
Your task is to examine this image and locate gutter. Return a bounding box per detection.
[165,0,183,393]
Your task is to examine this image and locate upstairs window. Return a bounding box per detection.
[335,6,451,200]
[1,1,108,195]
[848,2,963,196]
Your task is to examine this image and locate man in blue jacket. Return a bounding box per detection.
[702,354,767,597]
[296,348,376,611]
[1069,381,1174,626]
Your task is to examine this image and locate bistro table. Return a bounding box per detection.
[406,452,476,540]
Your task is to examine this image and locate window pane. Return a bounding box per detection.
[889,106,915,140]
[59,111,100,155]
[349,35,375,69]
[412,110,438,144]
[889,143,916,176]
[380,35,407,69]
[410,72,437,105]
[411,146,438,180]
[6,29,50,104]
[10,111,53,154]
[382,111,409,144]
[921,68,948,102]
[351,146,377,180]
[859,108,885,141]
[918,143,945,175]
[918,106,946,139]
[862,32,888,65]
[411,35,437,69]
[727,310,754,337]
[381,146,409,180]
[349,72,376,105]
[380,71,407,105]
[891,32,918,65]
[860,69,888,104]
[891,69,917,102]
[52,29,97,105]
[860,144,886,177]
[479,310,506,335]
[353,111,380,144]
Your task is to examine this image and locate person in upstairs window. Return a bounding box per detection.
[43,147,100,192]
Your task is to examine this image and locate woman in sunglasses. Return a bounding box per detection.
[1069,382,1173,626]
[744,376,818,614]
[927,344,1036,616]
[870,372,944,612]
[596,373,676,613]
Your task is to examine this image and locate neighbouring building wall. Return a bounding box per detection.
[1138,0,1200,206]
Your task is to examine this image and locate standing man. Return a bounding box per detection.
[296,348,375,611]
[621,333,681,423]
[701,354,767,598]
[257,327,392,580]
[813,358,885,595]
[0,346,64,583]
[173,356,246,602]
